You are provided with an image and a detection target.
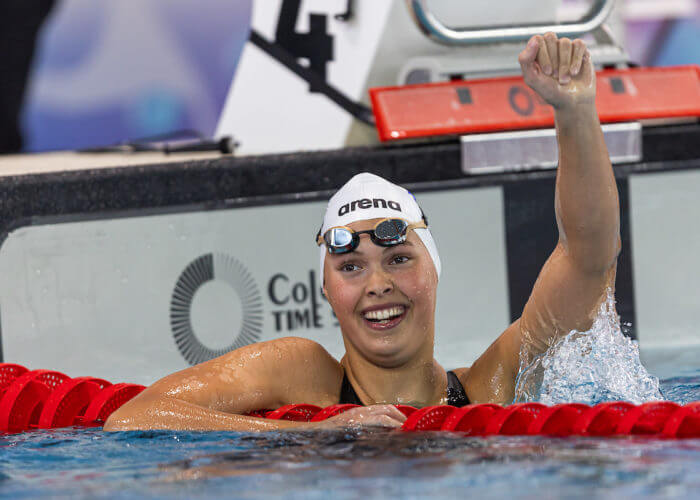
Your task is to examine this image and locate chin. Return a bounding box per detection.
[358,336,418,368]
[341,312,433,367]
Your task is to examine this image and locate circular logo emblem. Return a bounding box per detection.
[170,253,263,365]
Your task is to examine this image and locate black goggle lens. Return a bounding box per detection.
[323,219,409,254]
[374,219,408,242]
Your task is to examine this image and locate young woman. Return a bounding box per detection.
[105,33,620,431]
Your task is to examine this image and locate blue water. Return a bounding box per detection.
[1,352,699,499]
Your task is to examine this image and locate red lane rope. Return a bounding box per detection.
[571,401,635,436]
[663,402,700,438]
[403,405,457,431]
[0,364,144,433]
[0,363,28,393]
[527,403,589,436]
[442,404,500,434]
[38,379,102,429]
[265,404,322,422]
[310,404,360,422]
[2,363,698,438]
[0,376,51,433]
[260,402,699,438]
[81,383,146,425]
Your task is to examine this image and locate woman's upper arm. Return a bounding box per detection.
[131,337,342,415]
[465,243,616,404]
[518,243,617,350]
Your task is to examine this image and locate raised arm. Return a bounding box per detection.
[466,34,620,404]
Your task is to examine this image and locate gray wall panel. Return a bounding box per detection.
[630,170,700,348]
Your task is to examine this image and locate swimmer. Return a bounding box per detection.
[105,34,620,431]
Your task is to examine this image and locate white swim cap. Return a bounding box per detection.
[318,173,441,281]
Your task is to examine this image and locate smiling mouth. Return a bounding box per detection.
[362,305,407,330]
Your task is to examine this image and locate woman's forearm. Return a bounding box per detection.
[554,103,620,273]
[103,395,306,432]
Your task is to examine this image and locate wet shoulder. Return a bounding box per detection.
[253,337,344,403]
[265,336,340,365]
[226,336,335,360]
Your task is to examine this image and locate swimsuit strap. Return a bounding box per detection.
[446,370,470,407]
[338,370,470,407]
[339,371,363,405]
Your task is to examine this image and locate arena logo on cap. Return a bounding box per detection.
[338,198,401,216]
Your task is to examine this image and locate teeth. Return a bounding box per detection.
[364,306,405,321]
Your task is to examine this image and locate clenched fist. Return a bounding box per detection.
[519,32,596,110]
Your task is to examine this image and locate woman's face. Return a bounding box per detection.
[322,219,438,368]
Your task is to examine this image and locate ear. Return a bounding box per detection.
[321,273,333,304]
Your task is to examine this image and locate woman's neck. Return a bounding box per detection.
[340,346,447,407]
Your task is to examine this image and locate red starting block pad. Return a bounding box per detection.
[369,65,700,142]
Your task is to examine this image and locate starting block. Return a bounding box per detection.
[370,66,700,174]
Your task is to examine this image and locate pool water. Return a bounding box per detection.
[1,349,698,500]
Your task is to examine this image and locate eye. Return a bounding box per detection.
[389,255,410,265]
[339,262,361,273]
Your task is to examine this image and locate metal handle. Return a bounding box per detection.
[406,0,615,45]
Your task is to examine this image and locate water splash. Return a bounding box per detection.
[514,289,662,405]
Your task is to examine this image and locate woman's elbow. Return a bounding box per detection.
[103,393,156,431]
[103,411,131,431]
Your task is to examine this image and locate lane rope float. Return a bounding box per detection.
[0,363,144,433]
[1,363,697,438]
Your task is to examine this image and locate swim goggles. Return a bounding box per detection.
[316,218,427,254]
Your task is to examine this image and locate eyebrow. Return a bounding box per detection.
[388,240,414,250]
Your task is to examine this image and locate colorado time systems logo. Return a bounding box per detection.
[170,253,263,365]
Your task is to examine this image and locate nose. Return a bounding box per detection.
[366,267,394,297]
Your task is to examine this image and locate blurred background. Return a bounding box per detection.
[1,0,698,154]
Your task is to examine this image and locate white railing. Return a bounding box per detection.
[406,0,616,45]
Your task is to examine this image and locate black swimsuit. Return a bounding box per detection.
[339,370,471,407]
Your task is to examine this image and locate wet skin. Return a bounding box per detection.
[104,34,620,432]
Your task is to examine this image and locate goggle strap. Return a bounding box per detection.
[407,221,427,231]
